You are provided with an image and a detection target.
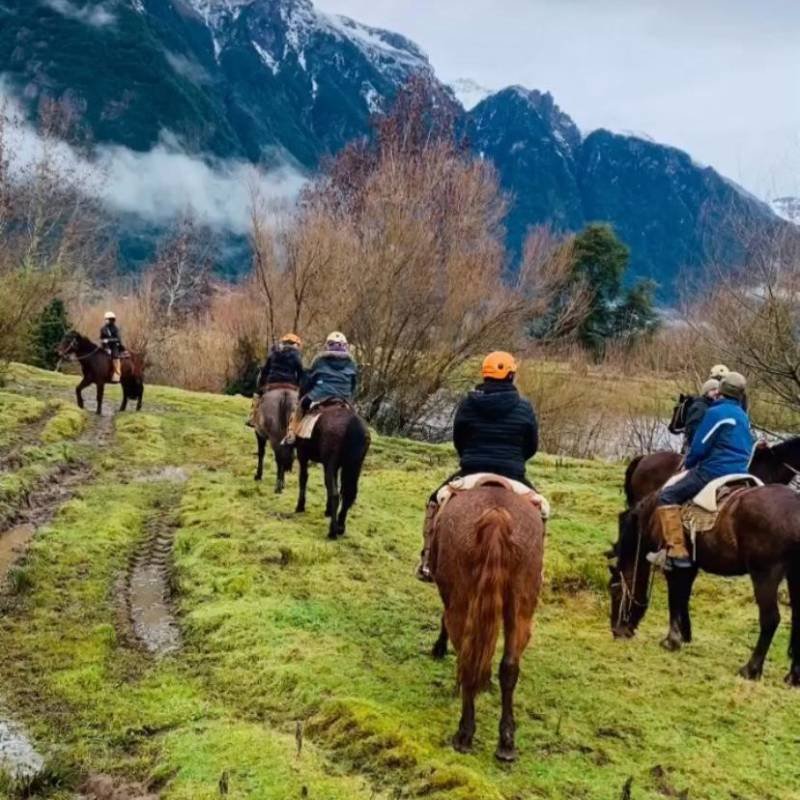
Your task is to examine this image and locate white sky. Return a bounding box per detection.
[316,0,800,199]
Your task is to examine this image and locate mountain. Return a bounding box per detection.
[0,0,785,300]
[771,197,800,225]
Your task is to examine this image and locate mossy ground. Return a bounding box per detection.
[1,365,798,800]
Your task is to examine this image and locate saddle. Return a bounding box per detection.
[436,473,550,521]
[664,472,764,534]
[296,398,352,440]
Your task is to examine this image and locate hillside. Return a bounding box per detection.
[1,365,799,799]
[0,0,785,300]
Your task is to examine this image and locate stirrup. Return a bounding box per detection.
[282,432,296,446]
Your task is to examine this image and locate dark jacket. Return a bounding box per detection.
[453,381,538,483]
[685,397,754,481]
[304,351,358,404]
[684,396,713,450]
[100,322,123,354]
[258,345,304,389]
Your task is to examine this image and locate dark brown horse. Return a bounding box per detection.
[58,331,144,415]
[624,437,800,507]
[294,404,370,539]
[609,485,800,684]
[431,487,544,761]
[253,386,298,493]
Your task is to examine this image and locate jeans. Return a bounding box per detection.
[658,469,707,506]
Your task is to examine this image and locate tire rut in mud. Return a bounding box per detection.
[118,486,184,657]
[0,405,59,473]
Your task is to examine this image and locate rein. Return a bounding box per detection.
[613,519,655,629]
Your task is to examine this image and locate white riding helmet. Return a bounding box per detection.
[104,311,116,320]
[326,331,348,346]
[709,364,729,380]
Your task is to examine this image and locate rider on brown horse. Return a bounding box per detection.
[284,332,358,445]
[246,333,305,428]
[416,351,539,582]
[648,372,754,570]
[100,311,125,383]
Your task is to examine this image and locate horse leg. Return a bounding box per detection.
[95,381,105,415]
[275,457,285,495]
[661,567,698,651]
[254,433,266,482]
[431,614,448,660]
[335,454,364,539]
[785,560,800,687]
[295,455,308,514]
[120,389,128,412]
[136,385,143,411]
[75,377,90,409]
[739,565,783,681]
[324,462,338,519]
[496,610,532,762]
[452,689,476,754]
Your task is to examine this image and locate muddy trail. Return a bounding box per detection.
[0,404,58,473]
[118,483,185,658]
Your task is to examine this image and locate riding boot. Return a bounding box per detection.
[112,358,121,384]
[647,505,690,569]
[282,407,303,446]
[415,501,439,583]
[245,394,261,428]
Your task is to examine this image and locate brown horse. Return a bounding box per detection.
[253,386,298,493]
[609,485,800,684]
[431,487,544,761]
[623,437,800,507]
[58,331,144,415]
[294,404,370,539]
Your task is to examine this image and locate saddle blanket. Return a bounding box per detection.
[436,473,550,521]
[297,410,323,440]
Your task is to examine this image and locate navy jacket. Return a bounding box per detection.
[685,397,754,480]
[684,396,713,449]
[259,346,304,388]
[304,351,358,404]
[453,381,538,483]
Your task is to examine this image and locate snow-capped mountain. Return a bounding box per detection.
[0,0,786,299]
[771,196,800,225]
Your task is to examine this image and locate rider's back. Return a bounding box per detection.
[305,352,357,404]
[686,398,753,480]
[265,345,304,386]
[454,382,538,483]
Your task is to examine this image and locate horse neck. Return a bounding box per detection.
[74,335,99,356]
[771,438,800,470]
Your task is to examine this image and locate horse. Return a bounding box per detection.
[623,436,800,507]
[608,484,800,684]
[253,385,298,493]
[430,487,545,761]
[58,331,144,415]
[294,404,370,539]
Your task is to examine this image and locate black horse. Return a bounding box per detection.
[295,404,370,539]
[58,331,145,415]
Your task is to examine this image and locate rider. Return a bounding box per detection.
[648,372,754,570]
[100,311,124,383]
[246,333,305,428]
[284,332,358,444]
[682,378,720,451]
[416,351,538,582]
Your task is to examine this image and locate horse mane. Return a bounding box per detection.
[68,330,97,348]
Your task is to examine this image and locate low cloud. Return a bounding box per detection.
[42,0,116,27]
[2,86,306,234]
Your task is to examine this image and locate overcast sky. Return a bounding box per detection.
[316,0,800,199]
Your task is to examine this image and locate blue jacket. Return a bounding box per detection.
[303,351,358,404]
[685,397,754,480]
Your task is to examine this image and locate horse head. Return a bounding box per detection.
[750,437,800,487]
[56,330,82,358]
[608,506,652,639]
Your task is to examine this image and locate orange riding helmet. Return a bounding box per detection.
[482,351,518,380]
[280,332,302,348]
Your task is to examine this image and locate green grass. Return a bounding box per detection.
[1,364,799,800]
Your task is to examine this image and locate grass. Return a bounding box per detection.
[0,364,799,799]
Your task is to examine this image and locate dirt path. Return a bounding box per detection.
[0,404,58,473]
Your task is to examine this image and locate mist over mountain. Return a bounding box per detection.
[0,0,784,300]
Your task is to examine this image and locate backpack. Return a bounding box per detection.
[668,393,696,435]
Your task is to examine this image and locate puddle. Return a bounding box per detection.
[0,525,35,585]
[129,561,180,656]
[0,715,44,780]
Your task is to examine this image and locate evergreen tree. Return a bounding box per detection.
[224,335,260,397]
[29,298,71,369]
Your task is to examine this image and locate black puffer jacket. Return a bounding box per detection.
[684,395,713,449]
[453,381,538,483]
[258,345,304,388]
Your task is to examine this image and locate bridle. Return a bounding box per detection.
[60,338,100,362]
[611,517,656,629]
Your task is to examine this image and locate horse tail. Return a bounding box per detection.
[623,455,645,508]
[278,390,293,436]
[340,415,369,507]
[458,507,512,694]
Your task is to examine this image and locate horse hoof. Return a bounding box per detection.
[784,670,800,688]
[254,475,262,482]
[452,734,472,754]
[660,636,682,652]
[294,506,305,515]
[495,746,517,763]
[738,663,762,681]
